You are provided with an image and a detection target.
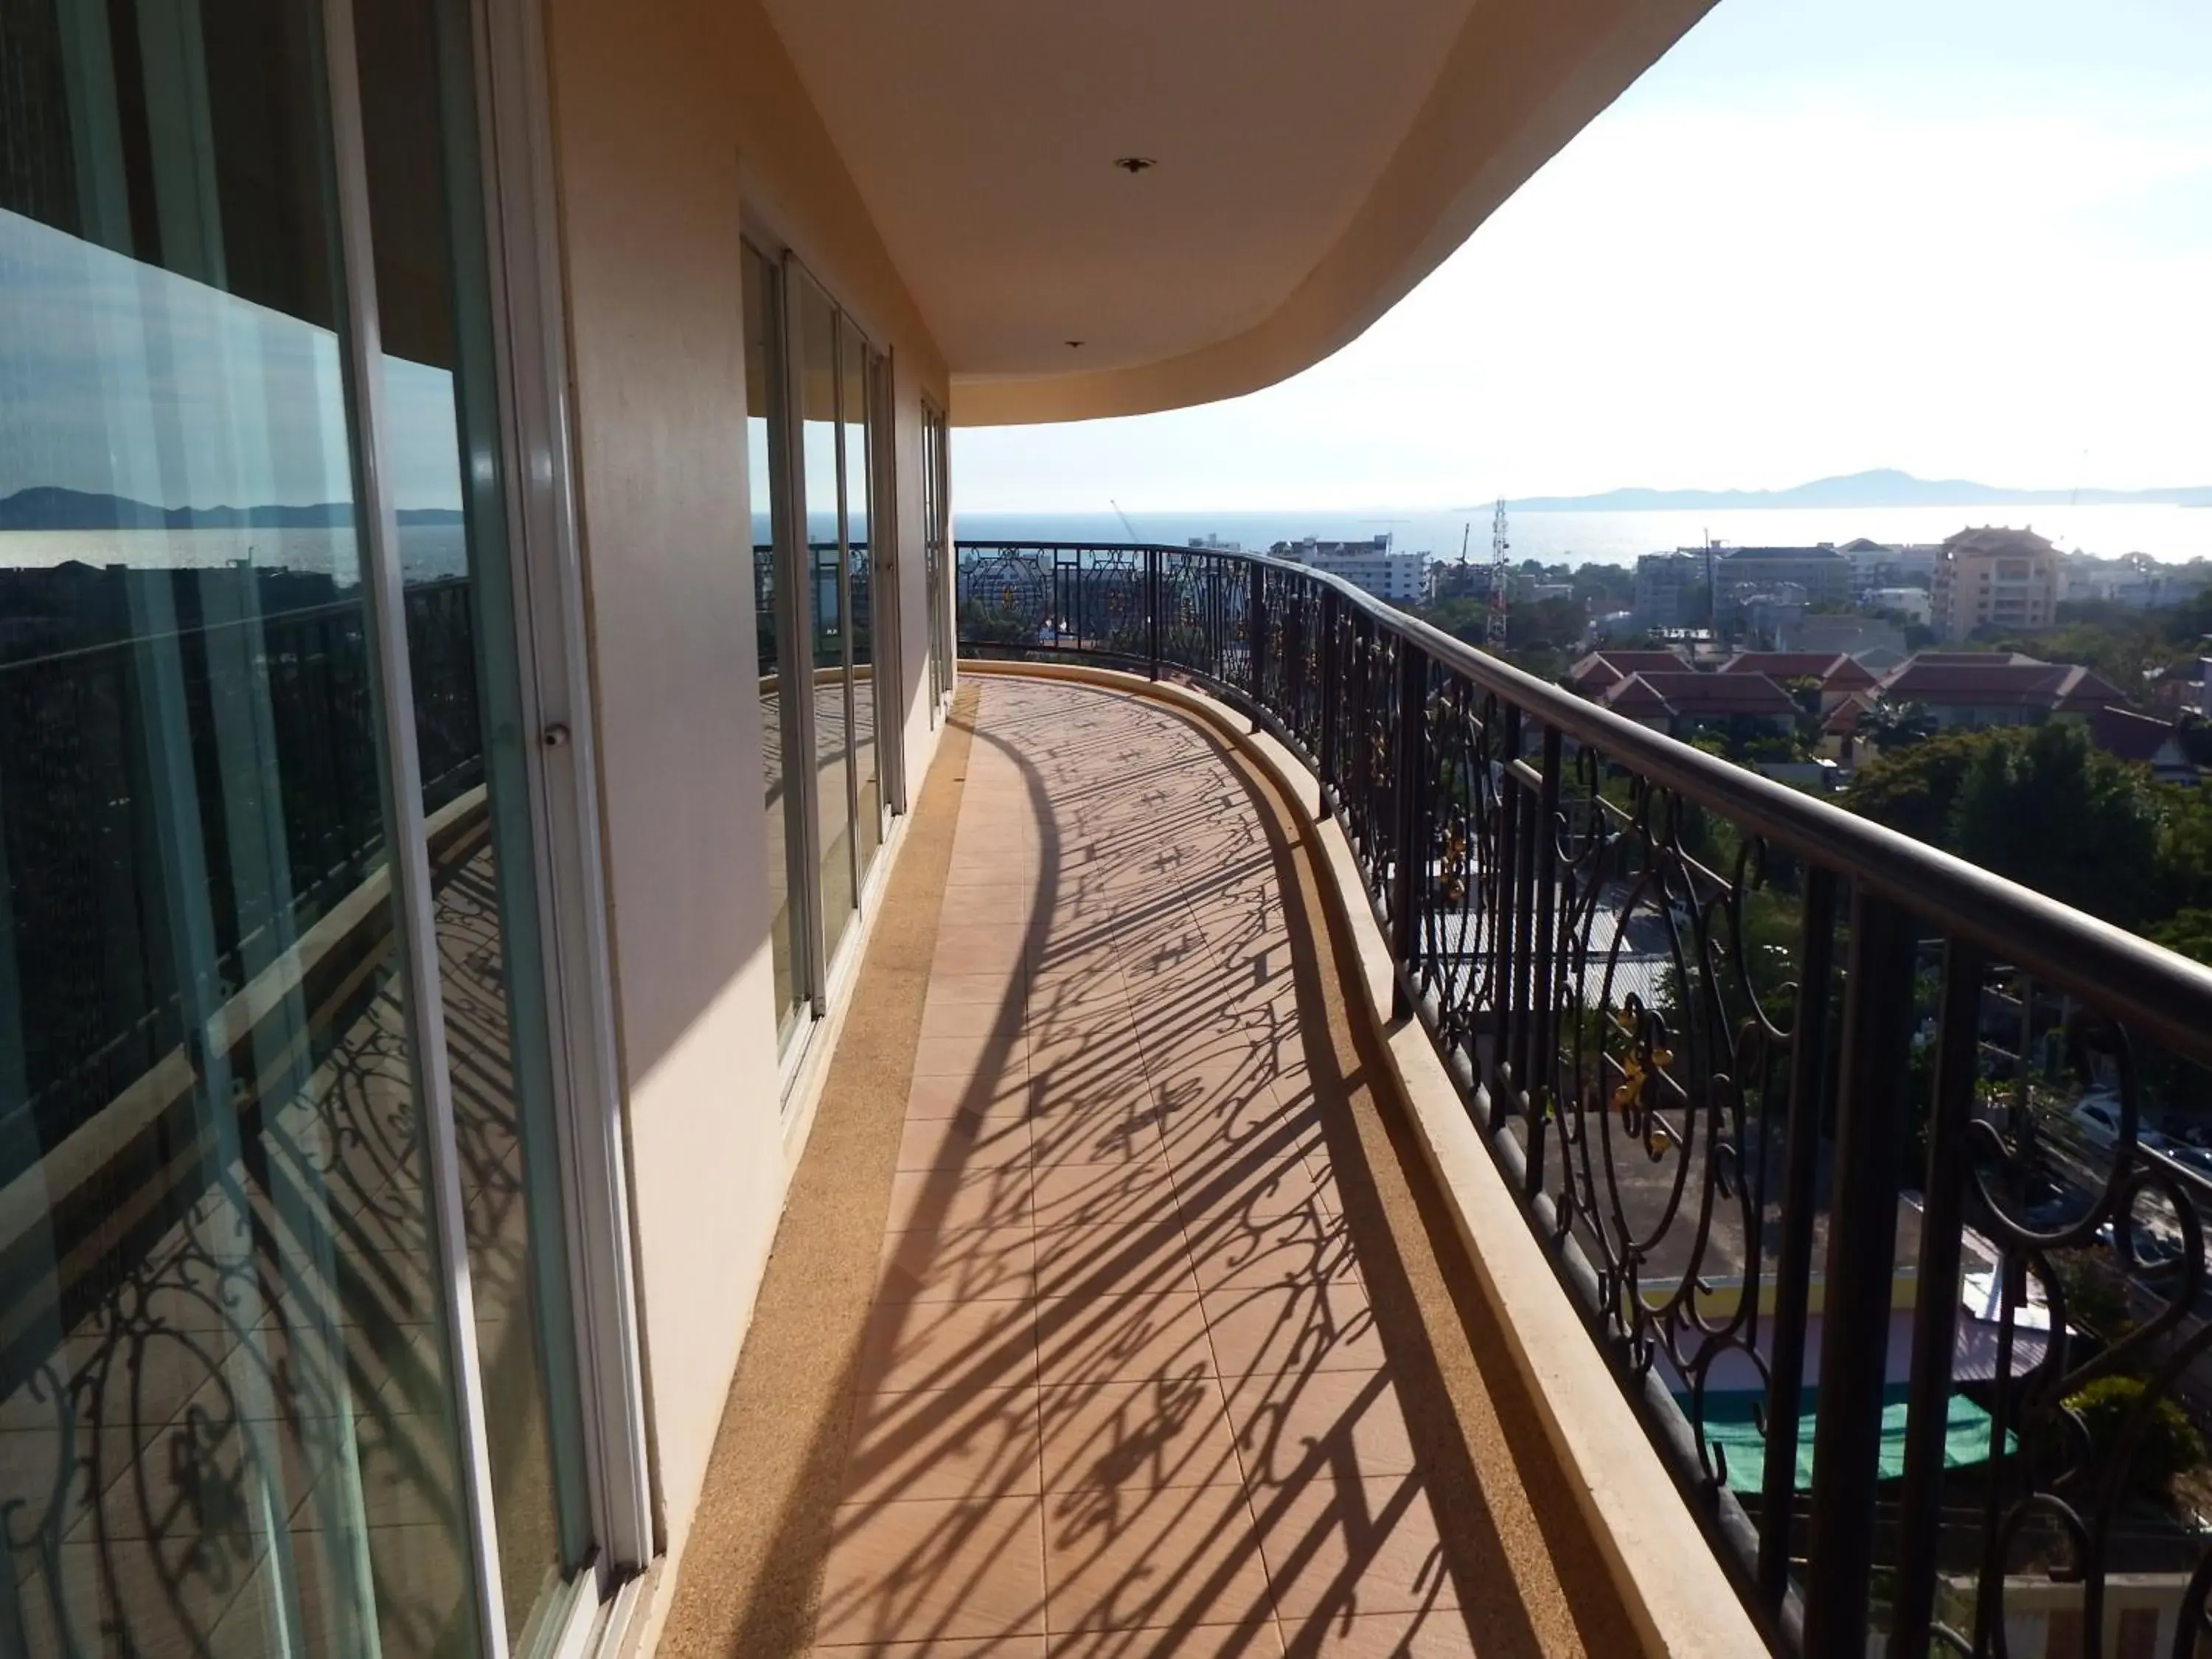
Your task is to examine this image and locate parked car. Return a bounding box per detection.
[2097,1217,2185,1271]
[2070,1098,2121,1150]
[2169,1145,2212,1178]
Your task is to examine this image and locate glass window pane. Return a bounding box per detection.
[743,244,802,1040]
[0,1,479,1654]
[798,276,855,960]
[844,322,881,880]
[354,0,590,1641]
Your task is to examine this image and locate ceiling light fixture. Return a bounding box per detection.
[1113,156,1156,175]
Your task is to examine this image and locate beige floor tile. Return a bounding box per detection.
[908,1074,1034,1121]
[1172,1151,1332,1234]
[1041,1481,1273,1640]
[1040,1376,1243,1495]
[936,925,1033,976]
[1033,1161,1180,1233]
[1271,1607,1475,1657]
[928,970,1028,1007]
[878,1226,1037,1304]
[1030,1062,1157,1119]
[1048,1621,1284,1656]
[915,1029,1029,1080]
[1200,1282,1385,1379]
[1030,1107,1164,1167]
[925,999,1026,1038]
[1036,1292,1213,1390]
[1181,1217,1363,1297]
[1250,1475,1457,1621]
[939,885,1038,925]
[1032,1223,1198,1304]
[886,1167,1034,1234]
[819,1639,1046,1658]
[1029,1026,1147,1074]
[899,1110,1033,1172]
[842,1385,1043,1504]
[857,1298,1037,1396]
[816,1495,1046,1645]
[1222,1369,1415,1490]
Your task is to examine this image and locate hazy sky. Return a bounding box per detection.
[955,0,2212,513]
[0,206,463,511]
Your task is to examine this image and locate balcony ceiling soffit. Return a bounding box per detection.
[759,0,1714,421]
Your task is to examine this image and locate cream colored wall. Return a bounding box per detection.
[539,0,950,1572]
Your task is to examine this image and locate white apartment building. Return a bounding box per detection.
[1272,535,1427,602]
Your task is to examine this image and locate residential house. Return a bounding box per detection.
[1717,651,1881,714]
[1567,647,1693,696]
[1874,653,2124,728]
[2091,706,2198,785]
[1598,670,1803,738]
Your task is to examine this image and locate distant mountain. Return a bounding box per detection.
[0,486,466,532]
[1502,470,2212,513]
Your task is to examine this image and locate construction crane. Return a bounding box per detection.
[1486,499,1511,650]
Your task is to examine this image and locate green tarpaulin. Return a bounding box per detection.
[1685,1385,2009,1495]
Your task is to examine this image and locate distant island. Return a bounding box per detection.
[1500,469,2212,514]
[0,485,466,532]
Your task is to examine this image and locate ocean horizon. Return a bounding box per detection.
[4,501,2208,582]
[956,503,2212,568]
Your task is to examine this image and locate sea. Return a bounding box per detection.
[1,503,2207,580]
[0,524,468,582]
[956,504,2212,568]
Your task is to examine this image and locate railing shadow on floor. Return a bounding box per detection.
[789,679,1627,1657]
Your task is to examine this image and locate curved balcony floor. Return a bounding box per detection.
[662,675,1639,1658]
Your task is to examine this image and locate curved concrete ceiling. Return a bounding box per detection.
[760,0,1716,425]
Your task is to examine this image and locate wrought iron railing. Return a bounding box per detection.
[956,540,2212,1659]
[0,576,482,1172]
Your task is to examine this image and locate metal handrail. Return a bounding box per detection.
[954,536,2212,1658]
[956,539,2212,1067]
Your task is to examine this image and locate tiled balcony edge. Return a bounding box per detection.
[959,658,1770,1659]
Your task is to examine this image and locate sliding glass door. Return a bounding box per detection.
[922,399,952,721]
[0,0,621,1652]
[740,245,898,1045]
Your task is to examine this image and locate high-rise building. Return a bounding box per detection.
[1930,526,2060,640]
[1271,535,1427,602]
[1634,550,1705,627]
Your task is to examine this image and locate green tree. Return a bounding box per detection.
[2146,908,2212,966]
[2064,1375,2205,1506]
[1507,595,1587,653]
[1861,700,1937,751]
[1841,728,1989,844]
[1948,723,2164,927]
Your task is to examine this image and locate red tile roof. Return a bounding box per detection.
[2091,706,2186,765]
[1878,655,2124,712]
[1569,649,1689,690]
[1823,692,1875,736]
[1601,671,1801,719]
[1718,652,1879,691]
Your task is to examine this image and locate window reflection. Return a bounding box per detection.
[799,276,855,962]
[844,319,883,881]
[743,244,803,1040]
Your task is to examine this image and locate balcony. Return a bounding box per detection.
[655,669,1697,1656]
[659,542,2212,1658]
